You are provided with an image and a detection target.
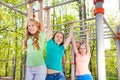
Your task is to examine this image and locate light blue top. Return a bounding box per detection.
[46,39,65,72]
[26,31,46,66]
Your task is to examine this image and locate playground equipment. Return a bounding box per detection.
[94,0,106,79]
[0,0,120,80]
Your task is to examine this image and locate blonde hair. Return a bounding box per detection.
[23,19,41,51]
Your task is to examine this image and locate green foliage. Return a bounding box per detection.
[0,0,26,79]
[3,0,19,5]
[0,0,119,80]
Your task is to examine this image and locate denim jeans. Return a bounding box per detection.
[76,74,93,80]
[25,65,46,80]
[46,72,65,80]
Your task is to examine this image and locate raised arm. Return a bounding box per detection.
[38,0,45,32]
[45,6,52,41]
[64,22,73,49]
[85,28,91,55]
[62,55,66,71]
[72,36,79,55]
[27,0,33,21]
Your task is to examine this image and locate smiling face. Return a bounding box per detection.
[27,21,38,34]
[78,44,87,55]
[53,32,64,45]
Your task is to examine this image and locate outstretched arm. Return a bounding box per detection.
[27,0,33,22]
[85,28,91,55]
[64,22,74,49]
[45,6,52,41]
[38,0,45,32]
[72,36,79,55]
[62,55,66,71]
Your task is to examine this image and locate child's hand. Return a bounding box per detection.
[38,0,43,4]
[26,0,32,3]
[26,0,33,6]
[68,21,74,25]
[44,6,50,11]
[68,21,74,28]
[84,28,89,34]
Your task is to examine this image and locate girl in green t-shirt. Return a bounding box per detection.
[23,0,46,80]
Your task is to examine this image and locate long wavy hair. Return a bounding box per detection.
[23,19,41,51]
[52,31,64,45]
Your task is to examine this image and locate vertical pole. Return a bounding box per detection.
[70,44,75,80]
[94,0,106,80]
[118,0,120,12]
[115,26,120,80]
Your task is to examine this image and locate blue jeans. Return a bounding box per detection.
[76,74,93,80]
[25,65,46,80]
[46,72,65,80]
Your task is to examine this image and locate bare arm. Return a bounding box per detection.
[85,28,91,55]
[45,6,52,41]
[64,22,73,49]
[72,36,79,55]
[27,0,33,22]
[62,55,66,70]
[38,0,45,32]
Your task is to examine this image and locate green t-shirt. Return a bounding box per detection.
[26,32,46,66]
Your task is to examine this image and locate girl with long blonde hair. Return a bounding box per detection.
[23,0,47,80]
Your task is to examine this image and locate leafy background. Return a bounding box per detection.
[0,0,119,80]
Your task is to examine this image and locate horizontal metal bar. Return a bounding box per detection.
[80,36,115,40]
[49,0,78,8]
[52,27,113,35]
[0,1,27,16]
[64,34,115,40]
[76,32,113,36]
[74,24,95,28]
[33,0,78,13]
[12,2,28,8]
[51,17,95,27]
[103,17,117,38]
[12,0,36,8]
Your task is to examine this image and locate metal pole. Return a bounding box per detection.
[12,0,37,8]
[12,2,28,8]
[51,17,95,27]
[0,1,27,16]
[0,0,78,16]
[115,26,120,80]
[49,0,78,8]
[118,0,120,13]
[70,44,75,80]
[33,0,78,13]
[103,17,117,38]
[94,0,106,80]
